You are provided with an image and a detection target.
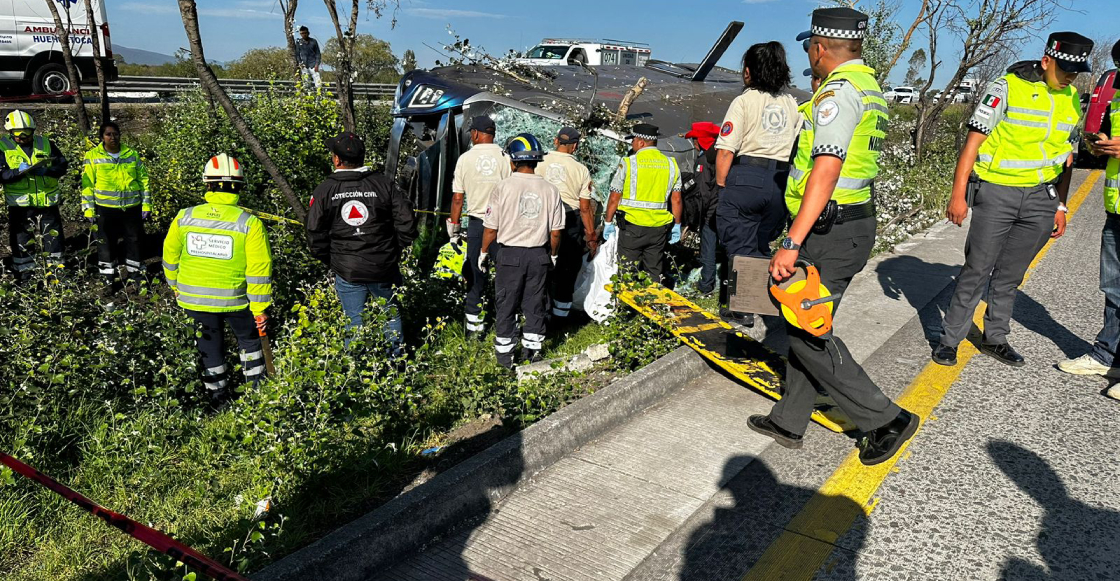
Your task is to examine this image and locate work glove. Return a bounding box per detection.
[478,252,489,273]
[551,254,558,267]
[17,162,29,172]
[142,211,151,221]
[31,166,46,176]
[603,221,616,240]
[254,313,269,334]
[669,223,682,245]
[446,218,462,242]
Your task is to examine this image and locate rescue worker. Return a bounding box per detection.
[1057,39,1120,394]
[478,133,565,369]
[603,123,683,283]
[1,109,69,280]
[934,32,1091,367]
[447,115,511,337]
[163,154,272,406]
[306,132,417,355]
[82,120,151,287]
[714,41,801,327]
[536,126,595,320]
[683,121,721,295]
[750,8,919,466]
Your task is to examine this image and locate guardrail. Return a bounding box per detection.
[84,76,397,97]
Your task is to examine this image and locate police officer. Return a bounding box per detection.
[750,8,918,466]
[1,110,69,280]
[537,126,595,320]
[603,123,682,283]
[448,115,511,337]
[683,121,721,295]
[478,134,565,369]
[934,32,1092,368]
[714,41,801,326]
[163,154,272,406]
[82,120,151,287]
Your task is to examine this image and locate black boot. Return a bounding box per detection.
[857,410,920,466]
[522,348,543,364]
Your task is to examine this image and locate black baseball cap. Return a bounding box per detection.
[557,126,581,144]
[326,131,365,158]
[470,115,496,134]
[1045,32,1093,74]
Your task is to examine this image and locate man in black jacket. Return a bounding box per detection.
[306,132,417,354]
[684,122,721,295]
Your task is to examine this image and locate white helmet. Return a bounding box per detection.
[4,110,35,132]
[202,153,245,184]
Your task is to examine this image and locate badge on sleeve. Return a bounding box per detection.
[720,121,734,136]
[816,100,840,126]
[982,94,1001,108]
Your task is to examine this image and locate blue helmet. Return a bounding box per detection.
[505,133,545,162]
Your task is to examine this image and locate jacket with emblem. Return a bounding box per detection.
[306,167,417,284]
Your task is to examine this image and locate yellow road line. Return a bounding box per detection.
[742,170,1102,580]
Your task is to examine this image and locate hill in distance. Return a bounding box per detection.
[114,45,176,66]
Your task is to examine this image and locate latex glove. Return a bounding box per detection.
[551,254,558,267]
[603,221,616,240]
[669,223,682,245]
[446,218,462,242]
[17,162,29,172]
[142,211,151,221]
[86,215,96,224]
[254,313,268,334]
[478,252,489,273]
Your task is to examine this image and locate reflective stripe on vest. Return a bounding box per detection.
[618,148,677,227]
[174,204,258,314]
[786,62,888,216]
[1106,98,1120,214]
[178,212,253,234]
[1,135,60,207]
[975,73,1080,187]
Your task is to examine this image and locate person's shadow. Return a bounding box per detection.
[677,456,866,580]
[875,255,959,345]
[989,440,1120,580]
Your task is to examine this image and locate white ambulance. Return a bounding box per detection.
[517,38,652,67]
[0,0,117,95]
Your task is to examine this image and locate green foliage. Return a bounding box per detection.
[323,34,402,84]
[224,47,296,81]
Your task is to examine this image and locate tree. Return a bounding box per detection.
[903,48,927,86]
[402,49,417,73]
[323,0,401,132]
[175,0,307,221]
[82,0,110,124]
[279,0,301,77]
[225,47,293,80]
[1073,35,1119,95]
[41,0,90,133]
[324,34,400,83]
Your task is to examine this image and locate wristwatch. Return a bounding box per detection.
[780,237,801,251]
[1057,203,1069,213]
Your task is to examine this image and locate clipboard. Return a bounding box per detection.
[15,158,50,177]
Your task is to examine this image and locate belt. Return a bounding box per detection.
[836,201,876,224]
[736,155,790,171]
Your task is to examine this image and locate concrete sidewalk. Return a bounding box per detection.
[368,215,974,580]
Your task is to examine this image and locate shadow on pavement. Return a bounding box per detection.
[874,256,958,345]
[1011,292,1089,359]
[989,440,1120,580]
[677,456,866,581]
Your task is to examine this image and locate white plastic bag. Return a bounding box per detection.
[573,235,618,322]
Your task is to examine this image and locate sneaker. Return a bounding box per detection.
[1105,384,1120,402]
[857,410,920,466]
[747,415,804,449]
[1057,354,1111,376]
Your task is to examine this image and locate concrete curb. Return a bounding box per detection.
[254,346,708,581]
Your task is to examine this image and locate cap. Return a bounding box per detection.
[1045,32,1093,74]
[684,122,720,150]
[470,115,496,134]
[803,68,812,78]
[805,7,869,41]
[557,126,581,144]
[326,131,366,158]
[625,122,660,140]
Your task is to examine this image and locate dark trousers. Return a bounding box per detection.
[699,216,718,293]
[939,182,1057,347]
[550,208,584,317]
[8,205,62,275]
[95,205,144,280]
[463,218,487,332]
[716,163,788,260]
[1091,213,1120,366]
[618,218,671,283]
[494,245,550,360]
[769,216,901,436]
[187,309,266,392]
[334,274,403,356]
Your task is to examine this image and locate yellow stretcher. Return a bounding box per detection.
[613,284,855,433]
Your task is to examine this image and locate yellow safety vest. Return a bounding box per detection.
[618,147,678,228]
[1,135,59,207]
[1104,96,1120,214]
[975,73,1080,187]
[162,191,273,315]
[786,62,888,216]
[81,144,151,216]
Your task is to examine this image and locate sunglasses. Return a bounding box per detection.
[11,130,30,137]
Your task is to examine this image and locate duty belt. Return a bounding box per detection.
[836,201,876,224]
[736,155,790,171]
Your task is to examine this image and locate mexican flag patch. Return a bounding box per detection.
[982,94,1001,108]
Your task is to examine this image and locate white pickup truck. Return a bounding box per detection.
[516,38,652,67]
[884,86,917,104]
[0,0,117,95]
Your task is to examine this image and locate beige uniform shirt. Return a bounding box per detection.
[715,88,801,161]
[452,143,511,218]
[483,173,565,248]
[535,151,593,211]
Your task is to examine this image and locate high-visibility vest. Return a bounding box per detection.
[162,191,273,315]
[975,73,1080,187]
[1105,96,1120,214]
[786,62,888,216]
[1,135,59,207]
[81,144,151,216]
[618,147,678,228]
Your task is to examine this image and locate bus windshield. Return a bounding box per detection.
[526,45,568,60]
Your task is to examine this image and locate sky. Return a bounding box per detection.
[109,0,1117,88]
